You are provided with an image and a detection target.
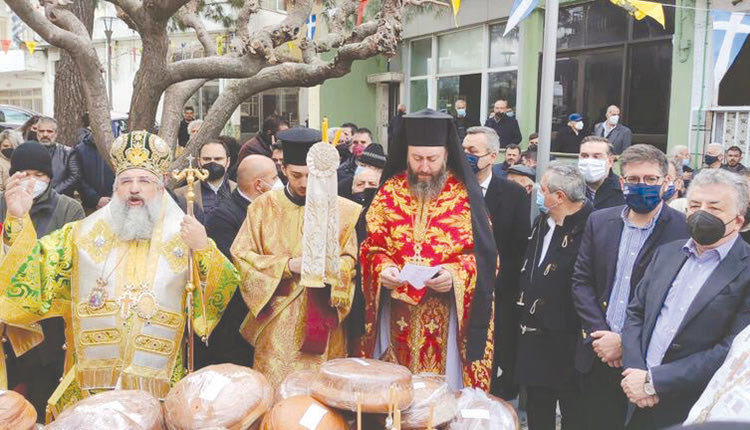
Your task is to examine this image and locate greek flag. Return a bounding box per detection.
[504,0,539,36]
[306,14,316,40]
[11,13,25,48]
[711,11,750,88]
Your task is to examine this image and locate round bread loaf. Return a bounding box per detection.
[0,390,36,430]
[260,395,346,430]
[446,388,518,430]
[164,363,273,430]
[310,358,413,413]
[401,374,457,429]
[46,409,141,429]
[276,369,317,402]
[56,390,164,430]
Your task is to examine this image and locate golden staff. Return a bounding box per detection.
[321,116,329,144]
[171,154,209,373]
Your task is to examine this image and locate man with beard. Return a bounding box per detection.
[231,128,361,388]
[0,131,239,418]
[357,109,497,390]
[178,106,195,148]
[174,140,236,219]
[36,117,81,197]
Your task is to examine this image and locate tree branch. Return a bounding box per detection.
[177,0,216,54]
[235,0,261,42]
[160,79,207,148]
[404,0,451,6]
[107,0,146,27]
[240,0,313,63]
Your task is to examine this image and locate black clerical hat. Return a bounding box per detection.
[403,109,453,147]
[278,127,322,165]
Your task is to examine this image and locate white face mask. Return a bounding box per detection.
[22,178,48,198]
[577,158,608,183]
[608,115,619,126]
[575,121,584,131]
[271,178,284,190]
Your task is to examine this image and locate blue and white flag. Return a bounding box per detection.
[306,14,317,40]
[711,11,750,88]
[504,0,539,36]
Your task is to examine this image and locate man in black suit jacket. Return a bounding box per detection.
[462,125,530,400]
[621,168,750,430]
[199,155,280,368]
[571,145,689,429]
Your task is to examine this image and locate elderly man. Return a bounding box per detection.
[703,143,724,170]
[621,169,750,429]
[507,164,536,195]
[36,117,80,197]
[571,144,688,430]
[463,125,529,399]
[578,136,624,209]
[516,162,593,430]
[0,131,239,417]
[594,105,632,155]
[722,145,746,174]
[553,113,587,153]
[359,110,497,391]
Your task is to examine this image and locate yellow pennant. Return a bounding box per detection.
[610,0,665,28]
[216,35,225,55]
[25,41,36,55]
[451,0,461,27]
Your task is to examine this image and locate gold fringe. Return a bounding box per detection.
[77,364,120,390]
[120,368,171,399]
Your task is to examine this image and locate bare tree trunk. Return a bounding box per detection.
[53,0,95,147]
[128,27,171,131]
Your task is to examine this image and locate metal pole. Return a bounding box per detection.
[532,0,560,219]
[106,29,113,111]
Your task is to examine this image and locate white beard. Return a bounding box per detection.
[108,193,162,241]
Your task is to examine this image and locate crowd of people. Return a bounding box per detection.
[0,105,748,430]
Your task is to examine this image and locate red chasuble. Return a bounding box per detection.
[358,172,494,390]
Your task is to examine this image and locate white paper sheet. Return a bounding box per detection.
[299,403,328,429]
[398,263,440,289]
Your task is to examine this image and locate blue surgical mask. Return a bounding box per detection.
[662,183,676,201]
[456,108,466,118]
[623,183,662,214]
[354,165,367,178]
[506,111,515,118]
[465,153,481,174]
[682,158,690,167]
[535,187,549,214]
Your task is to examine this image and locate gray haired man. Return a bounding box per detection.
[515,162,593,430]
[622,168,750,429]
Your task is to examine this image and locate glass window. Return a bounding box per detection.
[489,23,519,68]
[438,27,483,74]
[632,0,675,39]
[552,57,579,130]
[410,79,428,111]
[558,5,585,50]
[410,38,432,77]
[437,76,459,112]
[487,71,518,114]
[240,94,260,134]
[582,49,623,131]
[627,41,672,134]
[584,1,628,46]
[438,74,482,115]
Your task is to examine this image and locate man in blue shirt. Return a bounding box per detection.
[572,144,688,429]
[621,168,750,430]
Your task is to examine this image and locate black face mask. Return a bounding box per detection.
[704,154,719,166]
[1,148,12,159]
[202,162,226,181]
[687,210,734,246]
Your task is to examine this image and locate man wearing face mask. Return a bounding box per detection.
[463,125,530,400]
[701,143,724,171]
[621,169,750,430]
[594,105,632,155]
[343,143,386,203]
[553,113,587,154]
[571,145,688,430]
[578,136,624,210]
[0,141,84,417]
[337,128,373,196]
[517,162,592,429]
[174,140,236,219]
[199,154,280,369]
[453,99,480,143]
[484,99,522,148]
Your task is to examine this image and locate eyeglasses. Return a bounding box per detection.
[117,176,159,187]
[623,175,662,186]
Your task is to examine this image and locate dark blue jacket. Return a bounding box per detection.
[622,238,750,428]
[570,204,688,374]
[75,128,114,209]
[484,114,522,148]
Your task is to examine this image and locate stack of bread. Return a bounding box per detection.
[446,388,518,430]
[164,363,273,430]
[46,390,163,430]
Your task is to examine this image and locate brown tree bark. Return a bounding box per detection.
[52,0,95,147]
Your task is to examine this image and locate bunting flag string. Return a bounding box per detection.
[1,40,10,54]
[25,40,36,55]
[357,0,368,25]
[451,0,461,27]
[610,0,665,28]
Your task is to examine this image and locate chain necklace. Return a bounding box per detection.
[88,246,130,310]
[696,350,750,422]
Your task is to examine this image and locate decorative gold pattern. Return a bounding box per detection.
[77,219,117,264]
[79,329,121,346]
[134,334,175,356]
[110,131,172,176]
[76,301,118,317]
[160,235,188,273]
[151,309,182,328]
